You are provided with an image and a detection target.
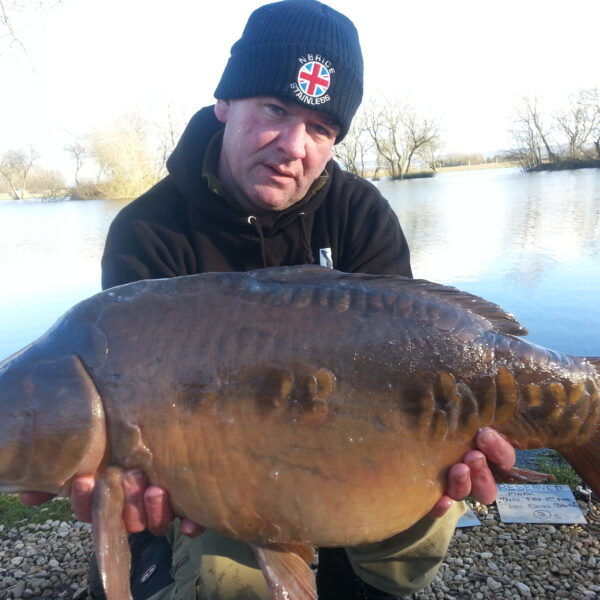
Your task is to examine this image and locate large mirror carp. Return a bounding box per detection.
[0,265,598,599]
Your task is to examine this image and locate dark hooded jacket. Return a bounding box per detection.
[101,106,412,289]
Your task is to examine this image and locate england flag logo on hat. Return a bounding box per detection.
[297,61,331,98]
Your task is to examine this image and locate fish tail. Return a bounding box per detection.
[558,422,600,498]
[557,359,600,497]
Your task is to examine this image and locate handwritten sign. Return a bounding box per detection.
[496,484,586,524]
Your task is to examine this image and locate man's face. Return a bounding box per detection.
[214,97,339,213]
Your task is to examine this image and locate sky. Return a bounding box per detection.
[1,0,600,178]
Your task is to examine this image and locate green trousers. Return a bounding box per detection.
[147,501,465,599]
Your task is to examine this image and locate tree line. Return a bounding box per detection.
[4,89,599,201]
[2,100,443,200]
[0,108,185,200]
[508,88,600,172]
[334,98,441,179]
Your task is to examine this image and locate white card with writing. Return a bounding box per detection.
[496,484,586,524]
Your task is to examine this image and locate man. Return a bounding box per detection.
[22,1,516,598]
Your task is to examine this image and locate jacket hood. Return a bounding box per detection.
[166,105,332,236]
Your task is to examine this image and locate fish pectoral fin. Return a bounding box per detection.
[92,466,132,600]
[253,543,317,600]
[490,463,555,484]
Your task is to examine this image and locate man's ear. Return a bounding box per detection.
[214,99,231,124]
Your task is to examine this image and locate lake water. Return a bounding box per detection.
[1,167,599,362]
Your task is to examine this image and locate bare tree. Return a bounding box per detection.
[82,111,158,199]
[522,98,556,161]
[401,109,440,176]
[510,97,558,170]
[578,88,600,159]
[153,103,187,179]
[510,92,600,170]
[419,139,444,172]
[554,90,599,160]
[363,99,439,179]
[64,140,87,187]
[363,102,394,177]
[333,107,372,177]
[0,0,20,52]
[68,106,191,200]
[509,117,543,171]
[0,0,61,55]
[0,146,39,198]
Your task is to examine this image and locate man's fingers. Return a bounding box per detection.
[427,463,471,519]
[475,427,516,469]
[122,474,198,537]
[19,492,55,507]
[71,475,95,523]
[122,471,203,537]
[426,495,454,519]
[122,469,149,533]
[444,462,472,501]
[180,518,206,538]
[144,485,174,536]
[464,450,497,505]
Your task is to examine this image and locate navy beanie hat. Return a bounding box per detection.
[214,0,364,142]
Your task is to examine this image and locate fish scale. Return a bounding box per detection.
[0,264,599,600]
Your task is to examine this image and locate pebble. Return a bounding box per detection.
[514,581,531,597]
[1,502,599,599]
[11,581,25,598]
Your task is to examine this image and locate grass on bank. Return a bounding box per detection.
[0,494,75,529]
[535,451,583,489]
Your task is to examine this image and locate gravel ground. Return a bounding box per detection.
[0,520,91,599]
[413,500,600,600]
[1,501,599,599]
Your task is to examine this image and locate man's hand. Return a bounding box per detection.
[120,469,204,537]
[19,469,205,538]
[428,427,516,518]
